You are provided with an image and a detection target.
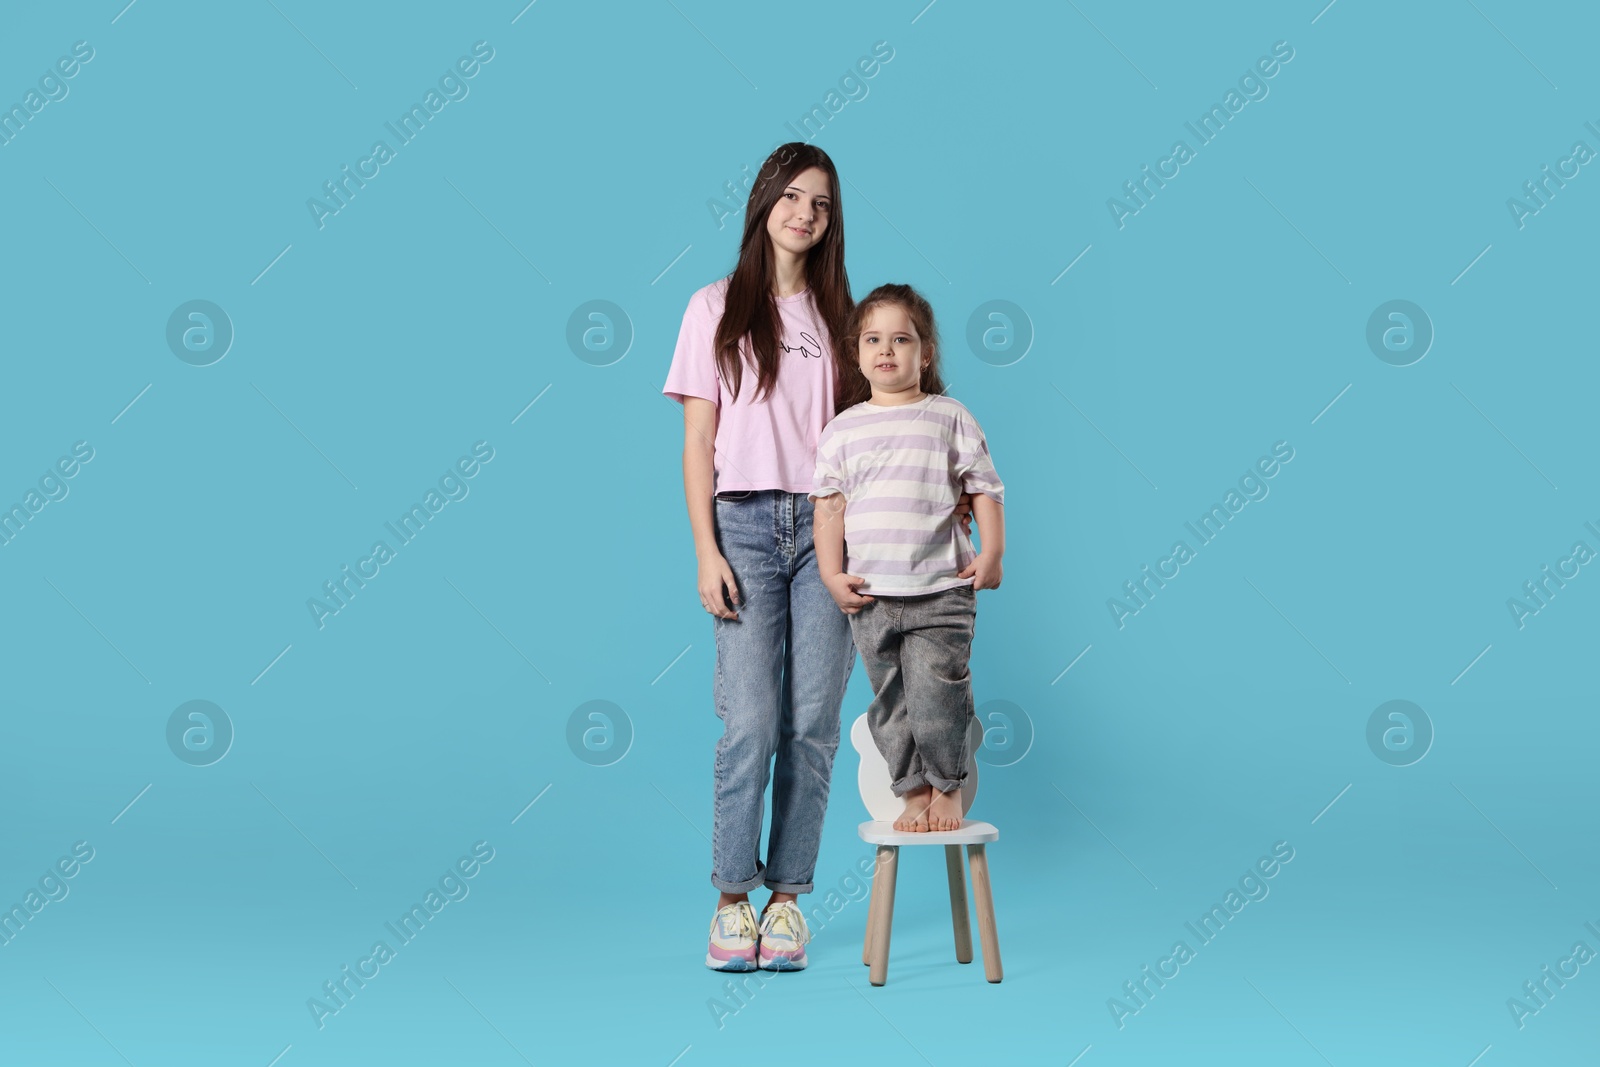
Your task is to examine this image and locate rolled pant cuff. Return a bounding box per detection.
[712,867,769,894]
[763,879,813,894]
[889,772,928,797]
[926,772,966,794]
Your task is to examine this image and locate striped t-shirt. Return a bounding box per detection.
[810,393,1005,597]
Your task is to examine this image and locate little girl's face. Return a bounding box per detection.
[857,304,926,400]
[765,167,830,260]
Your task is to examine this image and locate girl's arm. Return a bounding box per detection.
[812,492,846,577]
[683,398,740,619]
[810,492,874,614]
[960,494,1005,590]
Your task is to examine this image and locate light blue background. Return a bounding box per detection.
[1,1,1595,1064]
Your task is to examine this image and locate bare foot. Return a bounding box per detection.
[927,787,963,832]
[893,784,932,832]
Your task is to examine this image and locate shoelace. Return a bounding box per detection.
[760,902,810,946]
[717,903,757,942]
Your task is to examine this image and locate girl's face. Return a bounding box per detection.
[857,304,927,401]
[765,166,831,260]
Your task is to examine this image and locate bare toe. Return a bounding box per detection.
[927,789,962,832]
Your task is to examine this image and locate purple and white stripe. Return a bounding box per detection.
[811,394,1004,597]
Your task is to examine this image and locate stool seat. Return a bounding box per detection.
[857,820,999,846]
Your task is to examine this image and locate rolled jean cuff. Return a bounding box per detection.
[925,770,967,795]
[889,771,928,797]
[712,866,769,894]
[763,878,813,895]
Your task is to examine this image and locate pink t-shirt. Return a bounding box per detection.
[662,277,839,494]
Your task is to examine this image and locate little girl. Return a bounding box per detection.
[810,284,1006,833]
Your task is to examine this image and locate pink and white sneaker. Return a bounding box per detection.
[706,901,759,972]
[757,900,811,971]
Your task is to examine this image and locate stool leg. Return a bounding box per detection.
[967,843,1003,983]
[868,845,898,986]
[945,844,973,964]
[863,852,880,966]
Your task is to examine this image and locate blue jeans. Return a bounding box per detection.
[710,490,856,895]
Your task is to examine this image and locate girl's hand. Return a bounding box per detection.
[822,572,876,615]
[954,492,975,537]
[957,552,1003,591]
[698,553,741,619]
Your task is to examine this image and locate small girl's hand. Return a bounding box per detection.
[698,553,741,619]
[823,572,875,615]
[957,552,1003,591]
[954,492,975,536]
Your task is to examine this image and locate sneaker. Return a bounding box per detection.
[757,900,811,971]
[706,901,759,972]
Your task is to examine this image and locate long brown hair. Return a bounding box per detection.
[834,283,949,411]
[714,143,852,406]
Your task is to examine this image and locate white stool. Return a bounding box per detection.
[851,713,1003,985]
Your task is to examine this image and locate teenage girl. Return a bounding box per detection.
[662,144,973,971]
[810,284,1006,834]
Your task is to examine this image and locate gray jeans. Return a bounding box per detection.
[847,585,977,796]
